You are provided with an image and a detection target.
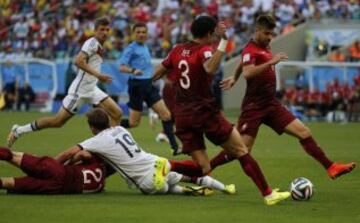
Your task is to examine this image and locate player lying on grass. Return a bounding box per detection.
[0,145,234,196]
[0,147,110,194]
[55,107,235,196]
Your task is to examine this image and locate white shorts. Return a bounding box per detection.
[62,87,108,114]
[139,161,182,195]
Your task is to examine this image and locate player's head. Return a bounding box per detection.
[254,14,276,47]
[132,23,148,44]
[86,108,110,134]
[190,16,217,43]
[94,16,111,44]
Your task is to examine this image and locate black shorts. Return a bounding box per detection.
[127,79,161,111]
[3,82,16,94]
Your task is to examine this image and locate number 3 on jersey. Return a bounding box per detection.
[178,60,190,89]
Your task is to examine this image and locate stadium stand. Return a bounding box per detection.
[1,0,360,121]
[1,0,359,60]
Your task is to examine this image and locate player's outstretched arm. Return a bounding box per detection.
[220,62,243,90]
[75,51,112,83]
[243,52,288,80]
[69,150,93,164]
[152,64,169,81]
[55,146,82,164]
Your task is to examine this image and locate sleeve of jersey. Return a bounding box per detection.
[81,39,97,57]
[78,137,100,153]
[119,46,133,66]
[199,46,214,64]
[241,49,257,66]
[161,49,174,69]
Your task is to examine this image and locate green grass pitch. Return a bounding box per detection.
[0,111,359,223]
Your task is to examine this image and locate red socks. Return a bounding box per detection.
[238,154,272,196]
[169,160,203,177]
[210,150,234,170]
[300,137,333,169]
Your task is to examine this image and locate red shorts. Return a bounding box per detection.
[237,101,296,138]
[175,112,233,154]
[8,154,82,194]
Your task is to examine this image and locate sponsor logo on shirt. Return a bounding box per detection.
[181,49,190,57]
[204,51,212,58]
[243,53,250,62]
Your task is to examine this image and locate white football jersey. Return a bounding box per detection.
[68,37,103,95]
[79,126,158,188]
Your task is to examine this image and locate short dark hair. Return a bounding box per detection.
[190,16,217,38]
[132,22,147,31]
[255,14,276,30]
[95,16,111,29]
[86,108,110,131]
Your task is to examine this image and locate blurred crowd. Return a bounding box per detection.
[277,74,360,122]
[1,0,360,60]
[328,39,360,62]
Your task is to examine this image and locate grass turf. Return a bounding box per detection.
[0,111,359,223]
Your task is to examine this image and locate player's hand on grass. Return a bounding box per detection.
[269,52,288,65]
[220,76,236,90]
[98,74,113,84]
[217,21,228,40]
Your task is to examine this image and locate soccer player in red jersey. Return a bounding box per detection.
[0,147,109,194]
[219,15,355,179]
[153,15,290,205]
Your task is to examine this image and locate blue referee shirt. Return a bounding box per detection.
[119,41,153,80]
[1,64,17,84]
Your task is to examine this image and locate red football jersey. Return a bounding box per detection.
[241,40,277,110]
[76,156,106,193]
[162,42,218,116]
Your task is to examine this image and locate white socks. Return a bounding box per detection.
[16,124,35,136]
[197,176,225,191]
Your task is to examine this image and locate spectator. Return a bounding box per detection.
[349,40,360,62]
[17,81,35,111]
[0,0,360,60]
[328,49,346,62]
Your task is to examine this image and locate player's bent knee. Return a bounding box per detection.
[158,111,171,121]
[232,147,248,158]
[298,126,312,139]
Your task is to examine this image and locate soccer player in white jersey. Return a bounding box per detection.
[57,108,236,195]
[7,17,122,147]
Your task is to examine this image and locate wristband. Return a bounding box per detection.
[217,39,228,53]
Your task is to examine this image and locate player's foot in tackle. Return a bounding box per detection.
[153,157,170,190]
[6,124,20,148]
[264,188,290,206]
[223,184,236,195]
[183,186,214,196]
[327,162,356,179]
